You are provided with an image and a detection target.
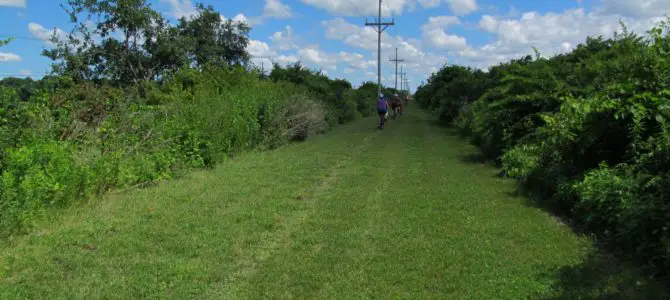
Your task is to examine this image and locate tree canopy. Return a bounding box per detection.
[42,0,251,85]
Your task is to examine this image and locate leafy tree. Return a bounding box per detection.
[0,78,39,101]
[0,38,11,47]
[42,0,250,85]
[177,3,250,68]
[42,0,179,84]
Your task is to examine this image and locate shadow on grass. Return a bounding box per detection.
[420,113,670,298]
[505,180,670,299]
[458,152,508,177]
[459,152,489,164]
[451,147,670,298]
[541,251,668,300]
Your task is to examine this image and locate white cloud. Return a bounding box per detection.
[247,40,278,71]
[28,22,67,46]
[479,9,662,50]
[275,54,299,65]
[301,0,477,16]
[424,30,467,49]
[247,40,277,58]
[162,0,197,19]
[322,18,394,51]
[339,51,376,70]
[301,0,406,16]
[19,70,31,75]
[233,13,248,23]
[0,0,24,7]
[478,15,498,32]
[562,42,572,51]
[247,0,293,25]
[0,52,21,62]
[421,16,467,49]
[419,0,441,8]
[247,39,302,70]
[445,0,477,16]
[298,47,337,70]
[450,7,667,70]
[598,0,670,19]
[270,25,298,50]
[422,16,461,30]
[320,16,450,89]
[322,18,360,40]
[264,0,292,18]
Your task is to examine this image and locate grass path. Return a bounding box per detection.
[0,107,665,299]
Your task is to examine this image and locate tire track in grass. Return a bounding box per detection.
[0,118,377,299]
[234,117,412,298]
[207,122,381,298]
[3,108,656,299]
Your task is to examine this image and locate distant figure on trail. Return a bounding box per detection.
[376,93,389,129]
[391,93,402,119]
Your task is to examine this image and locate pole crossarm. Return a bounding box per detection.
[365,21,395,33]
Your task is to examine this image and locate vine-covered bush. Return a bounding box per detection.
[0,64,374,237]
[415,19,670,275]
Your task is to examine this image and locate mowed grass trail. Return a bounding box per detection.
[0,107,665,299]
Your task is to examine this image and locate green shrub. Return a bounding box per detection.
[0,141,92,236]
[0,63,368,237]
[501,143,540,182]
[416,17,670,274]
[572,164,637,234]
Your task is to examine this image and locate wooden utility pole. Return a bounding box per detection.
[400,69,407,98]
[390,47,404,90]
[400,72,405,97]
[405,77,410,96]
[365,0,394,98]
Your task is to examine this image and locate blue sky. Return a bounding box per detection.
[1,0,669,90]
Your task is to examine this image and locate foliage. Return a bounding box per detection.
[0,0,384,241]
[0,61,374,237]
[415,17,670,276]
[6,114,664,299]
[177,3,250,67]
[268,62,372,125]
[43,0,250,85]
[0,37,11,47]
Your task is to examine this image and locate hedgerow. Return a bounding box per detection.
[0,0,383,237]
[415,18,670,275]
[0,63,378,237]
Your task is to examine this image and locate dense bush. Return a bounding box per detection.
[415,18,670,275]
[0,63,375,237]
[0,0,387,237]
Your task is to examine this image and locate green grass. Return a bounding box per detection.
[0,107,666,299]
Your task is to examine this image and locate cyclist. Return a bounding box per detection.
[376,93,389,129]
